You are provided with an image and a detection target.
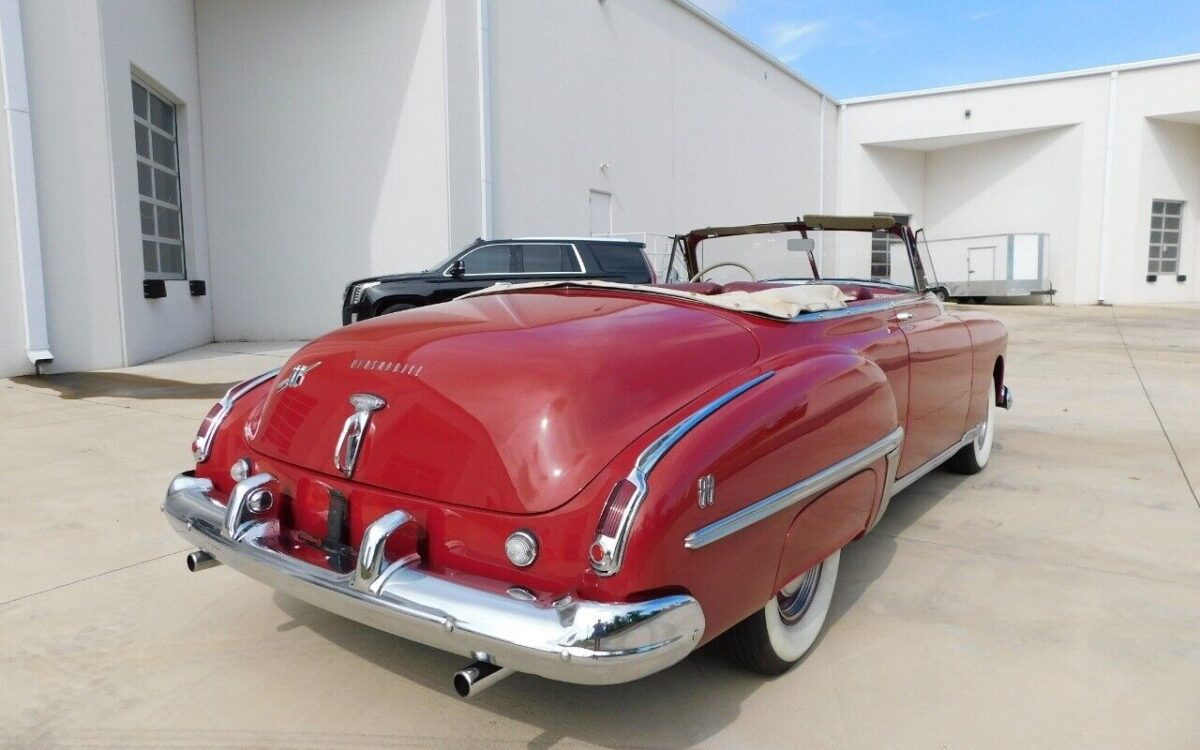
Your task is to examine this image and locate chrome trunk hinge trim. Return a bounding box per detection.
[333,393,386,478]
[684,427,904,550]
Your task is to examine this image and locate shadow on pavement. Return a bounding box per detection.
[12,372,238,400]
[268,464,972,748]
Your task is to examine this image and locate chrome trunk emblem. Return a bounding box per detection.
[698,474,715,508]
[277,361,321,390]
[333,393,386,478]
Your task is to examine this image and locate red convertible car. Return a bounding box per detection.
[164,215,1010,696]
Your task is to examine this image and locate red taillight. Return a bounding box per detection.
[591,478,642,576]
[597,479,637,537]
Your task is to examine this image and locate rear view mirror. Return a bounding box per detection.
[787,238,816,253]
[450,260,466,278]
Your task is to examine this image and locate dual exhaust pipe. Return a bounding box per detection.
[187,550,508,698]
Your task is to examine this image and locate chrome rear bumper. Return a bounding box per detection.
[162,473,704,685]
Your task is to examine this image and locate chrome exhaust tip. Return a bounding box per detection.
[453,659,510,698]
[186,550,220,572]
[998,385,1014,410]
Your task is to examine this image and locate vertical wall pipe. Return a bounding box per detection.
[1096,70,1119,304]
[0,0,52,370]
[476,0,493,240]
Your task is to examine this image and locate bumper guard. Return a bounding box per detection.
[162,473,704,685]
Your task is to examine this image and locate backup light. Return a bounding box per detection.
[505,531,539,568]
[230,458,251,482]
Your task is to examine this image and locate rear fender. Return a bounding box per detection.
[612,350,900,641]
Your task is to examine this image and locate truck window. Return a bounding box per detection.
[591,244,650,278]
[518,244,581,273]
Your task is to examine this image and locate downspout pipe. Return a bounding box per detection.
[0,0,52,371]
[1097,70,1119,305]
[476,0,493,240]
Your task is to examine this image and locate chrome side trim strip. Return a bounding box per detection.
[193,368,281,463]
[890,423,982,496]
[866,443,903,533]
[593,371,775,576]
[684,427,904,550]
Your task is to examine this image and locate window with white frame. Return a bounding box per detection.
[132,78,185,279]
[1148,200,1183,276]
[870,212,909,281]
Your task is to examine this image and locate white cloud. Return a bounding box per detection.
[969,8,1000,21]
[769,20,824,48]
[766,19,829,62]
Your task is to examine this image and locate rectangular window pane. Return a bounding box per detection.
[151,131,175,170]
[1163,246,1178,259]
[143,240,159,273]
[520,244,579,273]
[153,168,178,205]
[1164,216,1180,230]
[1149,245,1162,259]
[132,81,148,119]
[462,245,512,274]
[140,201,156,235]
[156,206,181,239]
[1162,260,1177,273]
[1151,216,1163,229]
[1165,202,1182,216]
[133,77,185,279]
[149,94,175,134]
[159,244,184,275]
[1153,200,1165,213]
[135,123,150,157]
[138,162,152,197]
[1163,231,1179,245]
[1150,231,1162,244]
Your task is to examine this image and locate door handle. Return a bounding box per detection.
[892,312,914,322]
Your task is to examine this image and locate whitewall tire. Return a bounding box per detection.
[720,549,840,674]
[947,374,997,474]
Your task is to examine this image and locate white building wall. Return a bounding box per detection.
[19,0,125,373]
[841,57,1200,305]
[196,0,453,341]
[11,0,211,375]
[488,0,835,239]
[96,0,214,365]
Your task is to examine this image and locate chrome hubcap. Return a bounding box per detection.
[776,562,823,625]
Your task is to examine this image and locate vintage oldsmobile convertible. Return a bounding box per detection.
[164,215,1011,696]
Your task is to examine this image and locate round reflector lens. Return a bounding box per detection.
[505,530,539,568]
[246,488,273,514]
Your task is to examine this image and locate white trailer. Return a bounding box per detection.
[922,233,1054,301]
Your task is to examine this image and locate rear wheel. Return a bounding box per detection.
[720,550,840,675]
[946,375,997,474]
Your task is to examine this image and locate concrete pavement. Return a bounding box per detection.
[1,307,1197,749]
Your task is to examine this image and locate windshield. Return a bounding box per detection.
[688,229,918,290]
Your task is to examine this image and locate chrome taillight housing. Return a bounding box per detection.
[589,477,645,577]
[191,368,281,463]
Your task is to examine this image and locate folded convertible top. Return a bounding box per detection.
[458,280,850,319]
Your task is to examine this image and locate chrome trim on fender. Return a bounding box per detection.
[684,427,904,550]
[890,423,983,496]
[162,473,704,685]
[591,371,775,576]
[193,368,280,463]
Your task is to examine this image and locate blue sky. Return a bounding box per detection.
[690,0,1200,98]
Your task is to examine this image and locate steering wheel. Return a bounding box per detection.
[690,262,757,282]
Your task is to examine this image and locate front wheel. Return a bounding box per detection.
[946,375,997,474]
[719,550,840,675]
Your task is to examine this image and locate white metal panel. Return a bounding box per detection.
[1012,235,1040,280]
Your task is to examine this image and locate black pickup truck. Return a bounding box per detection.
[341,237,653,324]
